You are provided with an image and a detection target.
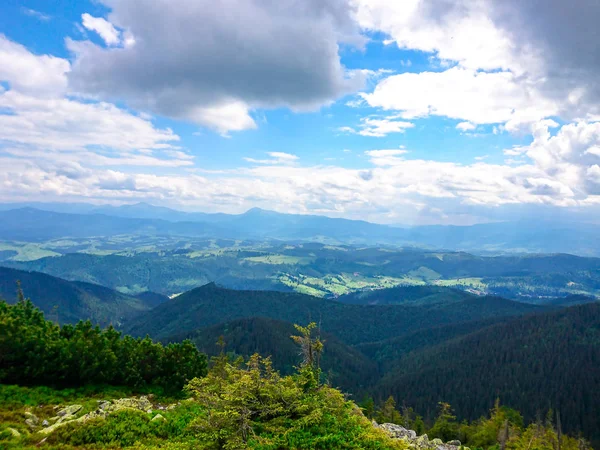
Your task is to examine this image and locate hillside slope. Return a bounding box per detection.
[376,302,600,443]
[165,316,379,393]
[337,285,474,305]
[125,283,542,344]
[0,267,161,326]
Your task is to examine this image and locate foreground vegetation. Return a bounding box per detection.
[0,298,595,449]
[0,289,206,392]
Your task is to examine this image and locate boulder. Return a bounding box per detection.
[375,422,468,450]
[97,400,111,410]
[41,420,49,426]
[24,412,39,424]
[57,405,82,417]
[379,423,418,440]
[111,396,152,412]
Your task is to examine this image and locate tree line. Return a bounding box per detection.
[0,285,207,392]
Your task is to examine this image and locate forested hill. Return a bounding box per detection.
[0,267,164,326]
[375,301,600,443]
[125,282,542,343]
[164,317,380,393]
[337,285,474,305]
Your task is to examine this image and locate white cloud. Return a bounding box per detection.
[365,148,408,166]
[0,35,69,96]
[340,116,414,137]
[5,119,600,224]
[186,101,256,137]
[522,120,600,195]
[81,13,121,46]
[244,152,299,165]
[0,35,187,170]
[353,0,600,126]
[22,8,51,21]
[67,0,367,135]
[361,68,559,131]
[352,0,539,75]
[0,90,179,153]
[456,121,476,131]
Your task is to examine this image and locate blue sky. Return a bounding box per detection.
[1,0,599,225]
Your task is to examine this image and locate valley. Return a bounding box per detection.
[1,204,599,448]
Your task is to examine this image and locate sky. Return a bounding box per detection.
[1,0,600,225]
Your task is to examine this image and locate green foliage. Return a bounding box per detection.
[428,402,459,443]
[49,409,159,447]
[376,396,403,425]
[184,354,406,450]
[376,302,600,445]
[0,297,207,392]
[168,317,379,394]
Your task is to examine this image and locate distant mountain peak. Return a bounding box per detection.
[244,207,268,214]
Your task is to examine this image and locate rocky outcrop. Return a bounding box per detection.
[33,395,172,435]
[378,423,418,440]
[375,423,467,450]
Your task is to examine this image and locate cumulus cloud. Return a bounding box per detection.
[522,120,600,196]
[361,68,558,131]
[81,14,121,46]
[353,0,600,126]
[353,0,533,73]
[0,35,189,170]
[67,0,367,134]
[0,35,69,95]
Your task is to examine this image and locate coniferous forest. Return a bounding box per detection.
[1,279,598,449]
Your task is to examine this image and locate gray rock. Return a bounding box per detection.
[39,395,159,435]
[447,440,461,446]
[97,400,111,410]
[41,420,49,426]
[24,412,39,425]
[379,423,418,440]
[57,404,82,417]
[151,413,167,422]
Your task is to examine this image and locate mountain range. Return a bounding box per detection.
[1,202,600,255]
[4,266,599,444]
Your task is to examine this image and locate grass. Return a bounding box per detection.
[407,266,441,281]
[277,273,419,297]
[0,243,61,262]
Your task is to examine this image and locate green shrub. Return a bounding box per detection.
[49,410,160,447]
